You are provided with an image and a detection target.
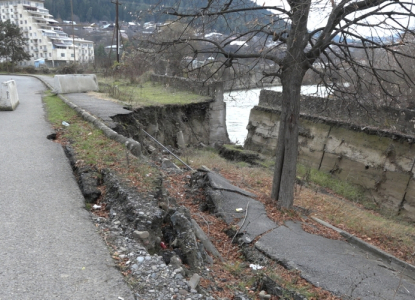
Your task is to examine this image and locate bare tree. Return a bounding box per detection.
[140,0,415,209]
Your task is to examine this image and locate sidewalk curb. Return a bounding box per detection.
[311,216,415,281]
[32,75,143,158]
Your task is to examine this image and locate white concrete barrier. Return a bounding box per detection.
[54,74,99,94]
[0,80,19,111]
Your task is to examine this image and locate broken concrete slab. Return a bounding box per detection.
[206,188,246,224]
[54,74,99,94]
[204,171,277,242]
[0,80,19,111]
[255,221,415,300]
[236,199,278,243]
[206,171,256,198]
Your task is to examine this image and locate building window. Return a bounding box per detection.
[20,14,22,17]
[61,53,65,57]
[40,53,43,57]
[71,54,74,57]
[49,53,51,57]
[29,26,31,30]
[25,20,27,24]
[20,20,22,24]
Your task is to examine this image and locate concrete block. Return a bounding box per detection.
[54,74,98,94]
[0,80,19,111]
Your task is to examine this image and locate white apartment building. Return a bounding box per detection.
[0,0,94,67]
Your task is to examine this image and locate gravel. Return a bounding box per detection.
[91,213,215,300]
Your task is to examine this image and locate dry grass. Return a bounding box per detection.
[298,188,415,264]
[181,148,415,265]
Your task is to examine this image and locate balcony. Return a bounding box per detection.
[27,10,44,16]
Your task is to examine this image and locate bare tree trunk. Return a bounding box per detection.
[271,0,310,209]
[271,67,304,208]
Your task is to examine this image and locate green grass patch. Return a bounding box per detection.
[42,91,159,192]
[297,164,365,203]
[98,77,211,107]
[223,144,244,151]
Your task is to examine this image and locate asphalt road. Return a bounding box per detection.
[0,76,134,299]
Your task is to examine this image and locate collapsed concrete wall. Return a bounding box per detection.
[245,90,415,221]
[116,76,229,148]
[113,102,212,150]
[54,74,99,94]
[0,80,19,111]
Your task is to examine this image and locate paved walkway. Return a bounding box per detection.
[0,76,134,299]
[204,171,415,300]
[35,75,131,129]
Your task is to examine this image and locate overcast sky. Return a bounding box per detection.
[256,0,415,37]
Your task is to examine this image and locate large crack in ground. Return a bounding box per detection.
[61,140,333,300]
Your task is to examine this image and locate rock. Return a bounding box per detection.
[147,145,157,153]
[170,207,204,269]
[133,230,150,239]
[259,290,271,299]
[170,255,182,268]
[179,289,188,296]
[162,159,181,171]
[233,293,252,300]
[174,267,185,275]
[78,168,101,203]
[188,273,201,290]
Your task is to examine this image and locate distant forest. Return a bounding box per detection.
[44,0,286,34]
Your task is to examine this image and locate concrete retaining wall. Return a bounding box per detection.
[144,75,229,146]
[245,90,415,221]
[0,80,19,111]
[54,74,99,94]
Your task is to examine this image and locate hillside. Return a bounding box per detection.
[44,0,286,34]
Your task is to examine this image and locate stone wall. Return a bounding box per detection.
[245,90,415,221]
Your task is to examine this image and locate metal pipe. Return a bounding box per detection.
[141,129,194,171]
